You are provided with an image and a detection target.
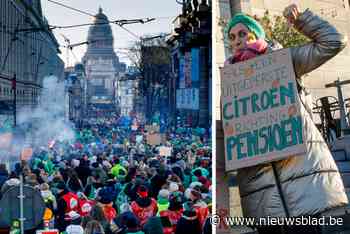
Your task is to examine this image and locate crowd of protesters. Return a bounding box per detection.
[0,116,212,234]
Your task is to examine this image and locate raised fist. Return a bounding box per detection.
[283,4,301,25]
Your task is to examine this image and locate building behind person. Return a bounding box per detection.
[64,64,85,125]
[117,72,140,116]
[82,7,124,118]
[167,0,212,128]
[0,0,64,127]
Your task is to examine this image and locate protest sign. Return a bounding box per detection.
[220,49,307,171]
[145,125,160,133]
[21,147,33,161]
[159,146,172,156]
[48,140,55,149]
[0,132,12,149]
[147,133,161,145]
[131,124,138,131]
[136,135,143,143]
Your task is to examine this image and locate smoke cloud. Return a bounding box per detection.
[17,75,76,148]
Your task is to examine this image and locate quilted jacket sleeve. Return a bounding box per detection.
[291,9,348,78]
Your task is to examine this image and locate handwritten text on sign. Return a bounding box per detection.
[220,49,307,171]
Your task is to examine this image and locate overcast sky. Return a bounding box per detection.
[41,0,182,67]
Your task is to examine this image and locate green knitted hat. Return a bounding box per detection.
[225,13,265,39]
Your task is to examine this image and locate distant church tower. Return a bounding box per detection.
[82,7,120,109]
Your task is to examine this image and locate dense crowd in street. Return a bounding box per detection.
[0,116,212,234]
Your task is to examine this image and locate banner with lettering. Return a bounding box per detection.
[220,49,307,171]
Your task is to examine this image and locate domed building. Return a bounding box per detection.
[82,7,121,116]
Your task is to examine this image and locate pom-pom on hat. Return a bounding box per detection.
[137,185,149,198]
[225,13,265,39]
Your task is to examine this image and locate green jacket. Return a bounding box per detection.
[157,200,169,215]
[110,164,127,178]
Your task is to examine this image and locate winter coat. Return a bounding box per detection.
[159,209,183,233]
[1,178,20,195]
[56,190,79,227]
[41,190,57,210]
[143,217,164,234]
[193,200,209,228]
[131,197,158,227]
[75,163,91,187]
[125,231,144,234]
[157,200,169,215]
[175,211,201,234]
[91,167,108,184]
[230,9,348,218]
[0,170,8,189]
[110,164,127,178]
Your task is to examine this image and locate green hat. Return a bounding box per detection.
[225,13,265,39]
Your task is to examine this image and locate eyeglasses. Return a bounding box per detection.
[228,30,248,41]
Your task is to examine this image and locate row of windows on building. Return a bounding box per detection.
[121,99,133,106]
[0,85,39,98]
[0,1,63,85]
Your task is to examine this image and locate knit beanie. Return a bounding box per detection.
[124,212,140,229]
[71,159,80,168]
[169,182,179,193]
[225,13,265,39]
[157,189,170,204]
[40,183,50,191]
[98,188,113,204]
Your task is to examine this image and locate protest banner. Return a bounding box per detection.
[159,146,172,156]
[21,147,33,161]
[220,49,307,171]
[147,133,161,145]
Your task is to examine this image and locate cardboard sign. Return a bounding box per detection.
[136,135,143,143]
[145,125,160,133]
[48,140,55,149]
[159,146,172,156]
[147,133,161,145]
[21,147,33,161]
[0,132,12,148]
[131,125,138,131]
[220,49,307,171]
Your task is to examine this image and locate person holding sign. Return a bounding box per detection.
[223,3,348,233]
